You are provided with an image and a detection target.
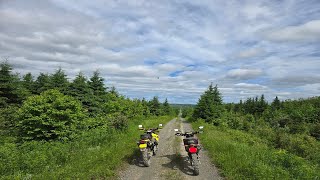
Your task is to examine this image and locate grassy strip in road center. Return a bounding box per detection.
[160,119,184,180]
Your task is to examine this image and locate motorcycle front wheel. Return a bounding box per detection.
[153,145,158,156]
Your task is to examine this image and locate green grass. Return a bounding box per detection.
[192,121,320,180]
[0,116,174,179]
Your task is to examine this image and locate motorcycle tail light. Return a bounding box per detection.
[189,147,198,153]
[139,140,145,144]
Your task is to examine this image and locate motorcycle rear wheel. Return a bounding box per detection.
[142,149,151,167]
[191,153,199,175]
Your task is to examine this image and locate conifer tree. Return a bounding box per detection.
[87,71,107,116]
[271,96,281,110]
[67,72,93,110]
[192,83,223,123]
[49,68,69,93]
[109,86,119,97]
[162,98,171,115]
[88,70,107,96]
[22,72,35,95]
[0,62,21,107]
[141,97,150,116]
[34,73,51,94]
[149,96,161,116]
[257,94,268,116]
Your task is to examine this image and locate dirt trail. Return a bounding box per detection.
[118,118,222,180]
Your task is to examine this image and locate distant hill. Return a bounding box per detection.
[170,104,196,108]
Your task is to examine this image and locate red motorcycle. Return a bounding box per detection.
[175,126,203,175]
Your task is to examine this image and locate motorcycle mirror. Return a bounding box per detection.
[199,126,204,133]
[174,129,179,132]
[138,125,144,130]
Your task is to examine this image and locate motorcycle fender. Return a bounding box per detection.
[140,148,146,152]
[139,144,147,149]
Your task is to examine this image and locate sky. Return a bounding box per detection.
[1,0,320,104]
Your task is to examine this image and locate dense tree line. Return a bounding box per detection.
[0,62,176,142]
[190,83,320,166]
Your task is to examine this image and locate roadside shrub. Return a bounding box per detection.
[223,113,243,130]
[0,106,19,137]
[310,123,320,140]
[18,89,87,141]
[0,143,19,176]
[109,113,128,131]
[241,114,254,131]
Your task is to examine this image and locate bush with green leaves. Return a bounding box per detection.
[109,113,128,131]
[0,106,19,138]
[18,89,87,141]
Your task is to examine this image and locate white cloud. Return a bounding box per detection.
[242,4,273,20]
[238,48,264,58]
[235,83,268,90]
[226,68,263,80]
[265,20,320,42]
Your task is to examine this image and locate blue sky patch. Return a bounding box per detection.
[169,70,184,77]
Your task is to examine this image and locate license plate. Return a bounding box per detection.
[139,144,147,148]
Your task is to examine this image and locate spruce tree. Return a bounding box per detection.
[109,86,119,97]
[87,71,107,116]
[22,72,35,95]
[192,83,223,123]
[141,97,150,116]
[0,62,21,107]
[149,96,161,116]
[271,96,281,110]
[212,84,223,105]
[34,73,51,94]
[257,94,268,116]
[49,68,69,93]
[67,72,93,110]
[88,70,107,96]
[162,98,171,115]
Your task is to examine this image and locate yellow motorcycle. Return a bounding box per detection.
[137,124,161,167]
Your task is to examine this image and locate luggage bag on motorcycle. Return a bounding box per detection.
[183,138,198,145]
[140,134,152,140]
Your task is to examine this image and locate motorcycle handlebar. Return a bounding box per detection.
[145,127,158,132]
